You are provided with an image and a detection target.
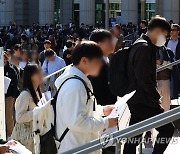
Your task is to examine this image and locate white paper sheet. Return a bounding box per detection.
[102,91,136,135]
[4,76,11,94]
[6,140,32,154]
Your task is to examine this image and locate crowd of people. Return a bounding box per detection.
[0,15,180,154]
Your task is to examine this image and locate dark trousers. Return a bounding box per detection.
[123,104,174,154]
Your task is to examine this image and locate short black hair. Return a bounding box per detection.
[89,29,112,43]
[45,49,55,57]
[66,41,73,48]
[148,16,171,33]
[21,34,28,41]
[43,40,51,45]
[13,44,22,51]
[141,20,148,26]
[72,41,103,65]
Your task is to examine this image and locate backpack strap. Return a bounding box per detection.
[53,75,95,143]
[58,127,69,143]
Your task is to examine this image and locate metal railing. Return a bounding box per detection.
[44,59,180,81]
[63,106,180,154]
[156,59,180,72]
[43,64,72,81]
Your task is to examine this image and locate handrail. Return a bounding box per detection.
[156,59,180,72]
[43,64,72,81]
[63,106,180,154]
[43,59,180,81]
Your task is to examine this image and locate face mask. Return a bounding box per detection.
[156,34,166,47]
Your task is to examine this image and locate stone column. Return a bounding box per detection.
[39,0,54,25]
[140,0,146,20]
[0,0,15,26]
[121,0,138,25]
[105,0,109,29]
[163,0,179,23]
[156,0,163,16]
[60,0,73,25]
[79,0,95,25]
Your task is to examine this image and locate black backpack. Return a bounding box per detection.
[109,40,147,97]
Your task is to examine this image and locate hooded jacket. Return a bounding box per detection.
[55,66,109,154]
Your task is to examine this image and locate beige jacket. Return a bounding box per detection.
[12,90,37,153]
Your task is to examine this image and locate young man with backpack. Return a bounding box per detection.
[55,41,118,153]
[89,29,117,107]
[123,16,174,154]
[89,29,117,154]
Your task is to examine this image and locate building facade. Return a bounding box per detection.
[0,0,180,26]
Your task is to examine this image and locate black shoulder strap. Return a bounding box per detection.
[54,75,94,143]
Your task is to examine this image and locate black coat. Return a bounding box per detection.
[63,49,72,66]
[89,60,117,106]
[4,62,19,98]
[127,35,161,108]
[165,37,180,99]
[39,50,45,65]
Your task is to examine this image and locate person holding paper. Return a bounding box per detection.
[11,64,43,153]
[4,52,18,138]
[124,16,174,154]
[55,41,118,154]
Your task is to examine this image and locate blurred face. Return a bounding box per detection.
[149,27,168,46]
[14,49,21,57]
[31,70,44,86]
[99,38,115,56]
[47,55,55,61]
[21,52,28,62]
[140,23,146,28]
[113,27,120,36]
[44,43,51,50]
[170,26,179,38]
[11,56,20,66]
[81,57,103,76]
[31,51,38,60]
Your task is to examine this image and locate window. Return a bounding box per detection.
[73,3,80,25]
[95,3,105,25]
[145,3,155,21]
[54,0,60,23]
[109,3,121,18]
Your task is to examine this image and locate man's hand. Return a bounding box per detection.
[108,117,118,128]
[0,145,10,154]
[103,105,115,116]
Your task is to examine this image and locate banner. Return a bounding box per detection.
[0,47,6,140]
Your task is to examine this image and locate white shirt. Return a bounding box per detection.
[55,66,109,154]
